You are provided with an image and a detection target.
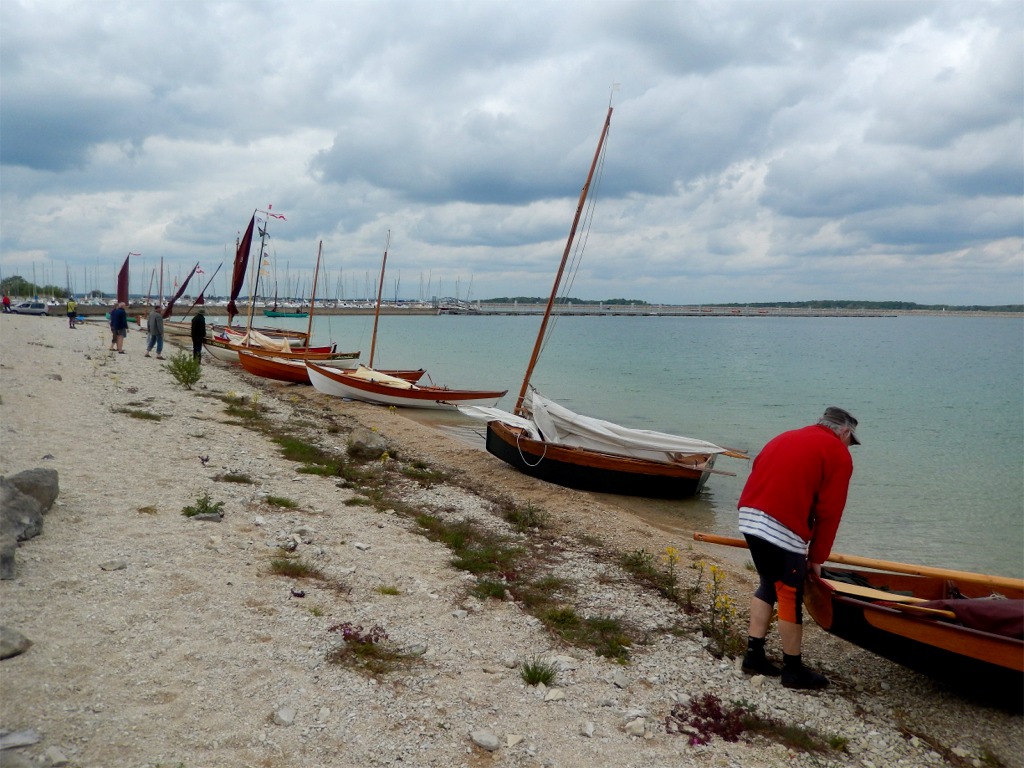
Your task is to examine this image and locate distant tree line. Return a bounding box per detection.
[0,276,102,299]
[482,296,651,306]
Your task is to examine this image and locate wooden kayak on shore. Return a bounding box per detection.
[693,532,1024,703]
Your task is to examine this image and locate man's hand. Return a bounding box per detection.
[809,562,822,578]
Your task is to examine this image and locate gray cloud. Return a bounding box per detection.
[0,0,1020,305]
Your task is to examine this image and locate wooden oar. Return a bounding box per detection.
[692,532,1024,593]
[822,579,924,603]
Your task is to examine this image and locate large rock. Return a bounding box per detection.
[347,427,390,461]
[5,468,59,513]
[0,468,60,580]
[0,478,45,542]
[0,625,32,659]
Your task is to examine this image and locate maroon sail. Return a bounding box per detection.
[227,213,256,325]
[116,255,130,305]
[162,262,199,318]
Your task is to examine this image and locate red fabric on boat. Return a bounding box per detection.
[918,598,1024,639]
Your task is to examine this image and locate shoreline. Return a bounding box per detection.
[48,304,1024,319]
[1,314,1020,767]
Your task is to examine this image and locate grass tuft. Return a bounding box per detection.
[520,656,558,686]
[269,555,326,580]
[181,493,224,518]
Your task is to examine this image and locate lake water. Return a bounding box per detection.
[255,312,1024,577]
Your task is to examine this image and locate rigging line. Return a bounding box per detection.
[538,123,612,361]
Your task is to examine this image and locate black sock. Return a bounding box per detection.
[783,653,802,669]
[747,636,766,653]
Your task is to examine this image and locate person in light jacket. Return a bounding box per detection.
[145,305,165,359]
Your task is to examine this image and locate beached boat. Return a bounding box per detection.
[461,104,744,498]
[693,533,1024,701]
[234,245,359,382]
[240,351,422,386]
[306,232,507,409]
[237,350,352,383]
[204,335,347,364]
[307,362,505,409]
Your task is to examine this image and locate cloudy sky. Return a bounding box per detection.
[1,0,1021,305]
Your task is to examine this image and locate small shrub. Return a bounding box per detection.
[113,407,163,421]
[621,548,678,602]
[667,693,748,746]
[504,503,549,533]
[215,472,254,484]
[520,656,558,686]
[265,495,298,509]
[165,352,201,389]
[326,622,415,676]
[376,585,401,595]
[269,555,326,580]
[471,579,508,600]
[181,493,224,518]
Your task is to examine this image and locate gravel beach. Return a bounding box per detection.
[1,313,1020,768]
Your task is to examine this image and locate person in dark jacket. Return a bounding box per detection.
[110,302,129,354]
[190,309,206,362]
[736,406,859,690]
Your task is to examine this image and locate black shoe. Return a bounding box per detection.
[742,651,782,677]
[782,665,829,690]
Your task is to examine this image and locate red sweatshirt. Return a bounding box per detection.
[738,424,854,565]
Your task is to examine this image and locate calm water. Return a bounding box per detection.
[259,312,1023,576]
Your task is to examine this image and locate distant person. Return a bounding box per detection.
[2,294,10,313]
[66,296,78,329]
[190,309,206,362]
[737,406,859,690]
[145,304,165,359]
[110,302,129,354]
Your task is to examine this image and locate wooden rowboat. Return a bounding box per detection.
[238,350,424,386]
[693,533,1024,701]
[203,338,353,365]
[803,567,1022,699]
[307,362,506,410]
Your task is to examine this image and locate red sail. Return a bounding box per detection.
[116,255,130,305]
[227,214,256,324]
[162,262,199,318]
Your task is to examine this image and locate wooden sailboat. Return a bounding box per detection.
[693,533,1024,702]
[238,243,355,382]
[462,105,745,498]
[306,232,507,409]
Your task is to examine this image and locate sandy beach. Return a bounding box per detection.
[0,312,1020,768]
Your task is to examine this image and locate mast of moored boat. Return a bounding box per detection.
[303,243,322,360]
[245,212,273,335]
[368,230,390,369]
[512,106,613,416]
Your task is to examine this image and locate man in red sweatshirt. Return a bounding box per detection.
[737,406,860,689]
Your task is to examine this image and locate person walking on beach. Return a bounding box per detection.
[190,309,206,362]
[110,302,129,354]
[66,296,78,329]
[145,305,165,359]
[737,406,859,690]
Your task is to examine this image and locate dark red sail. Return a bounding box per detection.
[227,213,255,324]
[162,262,199,318]
[116,255,130,305]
